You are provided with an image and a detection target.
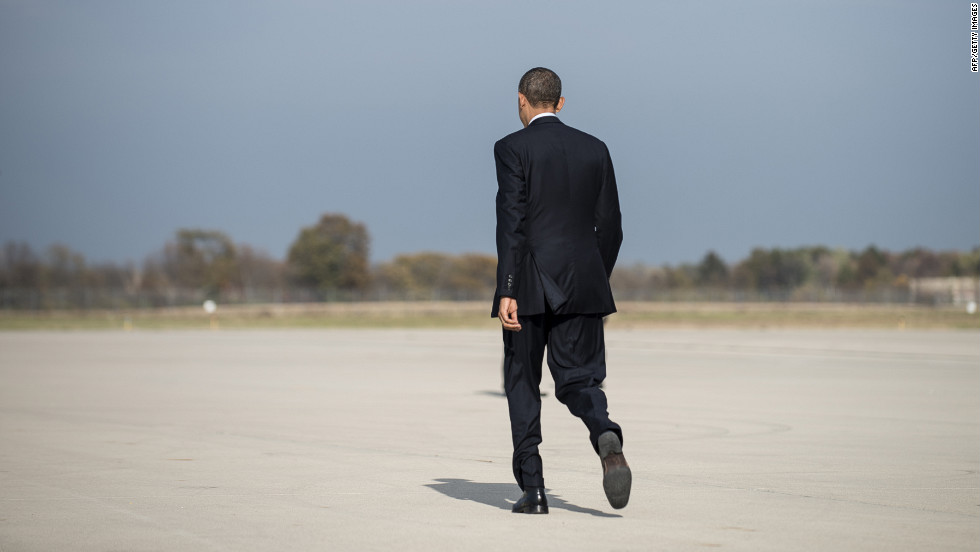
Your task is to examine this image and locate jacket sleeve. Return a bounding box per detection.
[594,144,623,278]
[494,139,527,299]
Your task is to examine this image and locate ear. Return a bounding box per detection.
[554,96,565,113]
[518,92,528,107]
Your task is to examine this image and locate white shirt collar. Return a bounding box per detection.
[528,112,558,125]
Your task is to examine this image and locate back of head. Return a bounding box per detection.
[519,68,562,109]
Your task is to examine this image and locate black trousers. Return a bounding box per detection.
[502,311,623,490]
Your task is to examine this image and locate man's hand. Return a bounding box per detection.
[498,297,522,332]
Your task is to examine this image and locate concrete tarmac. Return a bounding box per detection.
[1,329,977,551]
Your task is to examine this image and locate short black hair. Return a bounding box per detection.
[518,67,561,108]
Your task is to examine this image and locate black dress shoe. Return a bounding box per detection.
[598,431,631,509]
[511,487,549,514]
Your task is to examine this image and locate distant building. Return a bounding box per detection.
[910,277,979,305]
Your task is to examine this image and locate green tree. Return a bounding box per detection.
[855,246,886,284]
[609,262,665,299]
[287,214,370,291]
[448,253,496,294]
[0,242,42,289]
[696,251,729,287]
[374,252,495,298]
[736,248,808,291]
[160,229,239,294]
[955,248,980,277]
[43,244,87,289]
[237,245,286,289]
[664,264,696,289]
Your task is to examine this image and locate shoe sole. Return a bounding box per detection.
[598,431,631,509]
[603,462,631,509]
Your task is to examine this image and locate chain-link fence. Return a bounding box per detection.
[2,278,977,310]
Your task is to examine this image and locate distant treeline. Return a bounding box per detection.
[610,247,979,302]
[1,213,977,309]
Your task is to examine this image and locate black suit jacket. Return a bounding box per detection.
[491,116,623,318]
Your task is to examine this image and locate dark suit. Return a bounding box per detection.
[492,115,624,491]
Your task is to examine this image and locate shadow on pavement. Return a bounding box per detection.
[425,478,620,518]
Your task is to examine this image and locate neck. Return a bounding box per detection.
[522,108,556,127]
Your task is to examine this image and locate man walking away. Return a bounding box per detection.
[492,67,631,514]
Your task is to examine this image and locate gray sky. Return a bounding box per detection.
[1,0,978,266]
